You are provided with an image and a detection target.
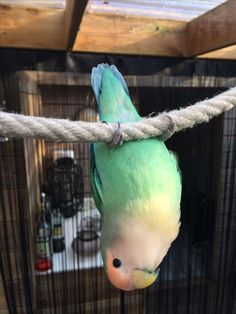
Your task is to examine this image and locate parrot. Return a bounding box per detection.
[90,63,182,291]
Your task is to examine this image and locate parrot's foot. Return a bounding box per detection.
[146,112,156,118]
[103,121,123,148]
[109,122,123,148]
[159,115,175,141]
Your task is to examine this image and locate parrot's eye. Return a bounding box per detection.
[113,258,122,268]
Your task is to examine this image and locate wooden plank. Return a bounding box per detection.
[35,71,236,88]
[73,12,187,57]
[0,2,236,59]
[65,0,88,50]
[186,1,236,57]
[0,4,65,50]
[18,72,38,94]
[198,44,236,60]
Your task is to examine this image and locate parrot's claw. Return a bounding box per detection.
[146,112,156,118]
[102,121,123,148]
[109,122,123,148]
[159,115,175,142]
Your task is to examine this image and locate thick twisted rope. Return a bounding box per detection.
[0,87,236,143]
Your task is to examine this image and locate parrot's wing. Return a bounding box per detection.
[89,144,103,214]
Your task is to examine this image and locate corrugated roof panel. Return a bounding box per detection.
[0,0,66,9]
[88,0,227,21]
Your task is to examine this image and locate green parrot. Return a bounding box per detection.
[90,64,182,291]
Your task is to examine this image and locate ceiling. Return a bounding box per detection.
[0,0,66,8]
[0,0,235,59]
[88,0,227,21]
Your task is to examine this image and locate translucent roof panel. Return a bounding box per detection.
[88,0,227,21]
[0,0,66,9]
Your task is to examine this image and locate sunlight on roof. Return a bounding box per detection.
[88,0,227,21]
[0,0,66,9]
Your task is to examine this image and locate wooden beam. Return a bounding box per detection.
[0,4,65,50]
[73,12,187,57]
[198,44,236,60]
[186,1,236,57]
[65,0,88,50]
[34,71,236,88]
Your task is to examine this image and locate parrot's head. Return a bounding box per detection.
[101,215,178,291]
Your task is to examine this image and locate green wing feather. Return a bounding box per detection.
[90,63,141,214]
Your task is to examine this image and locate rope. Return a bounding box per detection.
[0,87,236,143]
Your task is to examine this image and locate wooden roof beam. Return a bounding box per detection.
[0,4,65,50]
[72,12,188,57]
[65,0,88,50]
[0,1,88,51]
[186,0,236,57]
[198,44,236,60]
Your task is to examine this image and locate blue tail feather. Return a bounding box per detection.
[91,63,140,123]
[109,65,129,96]
[91,63,129,105]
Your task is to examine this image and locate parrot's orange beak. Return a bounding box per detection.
[131,268,159,289]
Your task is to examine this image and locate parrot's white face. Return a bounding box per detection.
[104,221,171,291]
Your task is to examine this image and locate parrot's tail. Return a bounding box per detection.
[91,63,130,105]
[91,63,141,123]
